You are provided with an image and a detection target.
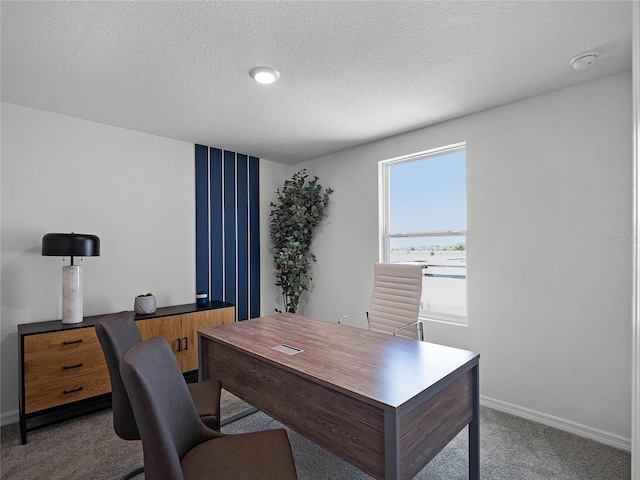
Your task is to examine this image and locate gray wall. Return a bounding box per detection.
[0,103,197,418]
[284,72,633,441]
[0,103,292,422]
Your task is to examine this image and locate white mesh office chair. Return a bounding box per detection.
[339,262,424,340]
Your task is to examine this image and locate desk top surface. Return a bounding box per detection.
[199,313,479,409]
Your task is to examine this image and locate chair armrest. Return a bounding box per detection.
[338,310,369,324]
[393,320,424,341]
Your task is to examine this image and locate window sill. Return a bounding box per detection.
[419,311,468,327]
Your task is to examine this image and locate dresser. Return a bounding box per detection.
[18,301,234,444]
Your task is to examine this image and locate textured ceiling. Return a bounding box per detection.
[1,1,633,164]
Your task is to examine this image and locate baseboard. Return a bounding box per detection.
[1,410,19,427]
[480,395,631,452]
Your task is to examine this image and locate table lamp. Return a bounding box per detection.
[42,233,100,324]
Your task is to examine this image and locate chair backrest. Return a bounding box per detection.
[95,311,143,441]
[120,336,217,480]
[367,263,423,339]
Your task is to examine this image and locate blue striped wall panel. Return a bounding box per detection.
[236,154,249,321]
[223,151,237,308]
[209,148,224,301]
[195,145,260,321]
[195,145,210,295]
[249,156,260,318]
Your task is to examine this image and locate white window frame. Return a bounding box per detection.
[379,142,468,326]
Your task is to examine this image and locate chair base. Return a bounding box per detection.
[220,407,259,427]
[118,465,144,480]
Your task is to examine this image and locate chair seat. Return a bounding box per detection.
[187,380,221,431]
[181,429,297,480]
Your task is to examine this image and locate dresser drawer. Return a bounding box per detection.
[24,369,111,414]
[24,347,107,388]
[24,328,101,357]
[23,328,108,388]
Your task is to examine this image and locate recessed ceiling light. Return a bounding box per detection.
[250,67,280,85]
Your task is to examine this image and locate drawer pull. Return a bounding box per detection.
[177,338,182,352]
[183,337,189,351]
[62,339,83,346]
[62,363,83,370]
[63,387,83,395]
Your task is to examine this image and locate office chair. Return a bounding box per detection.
[95,312,223,479]
[339,262,424,340]
[120,336,298,480]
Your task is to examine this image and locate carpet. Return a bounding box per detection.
[1,390,630,479]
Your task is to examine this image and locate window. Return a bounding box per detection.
[380,143,467,324]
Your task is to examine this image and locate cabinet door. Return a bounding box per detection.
[137,316,182,367]
[181,307,234,372]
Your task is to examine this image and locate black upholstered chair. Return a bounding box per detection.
[95,312,223,479]
[120,336,298,480]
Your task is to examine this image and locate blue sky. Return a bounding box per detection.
[389,149,466,242]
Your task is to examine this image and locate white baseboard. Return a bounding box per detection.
[1,410,19,427]
[480,395,631,452]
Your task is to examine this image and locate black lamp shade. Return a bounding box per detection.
[42,233,100,257]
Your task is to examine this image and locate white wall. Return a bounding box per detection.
[259,159,290,315]
[1,103,197,418]
[1,72,633,444]
[291,72,633,441]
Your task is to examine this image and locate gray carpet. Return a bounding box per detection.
[1,390,630,479]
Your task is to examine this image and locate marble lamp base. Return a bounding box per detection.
[62,265,83,324]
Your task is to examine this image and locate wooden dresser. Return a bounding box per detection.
[18,301,234,444]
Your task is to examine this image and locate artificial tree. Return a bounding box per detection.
[269,169,333,313]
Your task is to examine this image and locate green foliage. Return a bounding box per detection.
[450,242,466,251]
[269,169,333,313]
[391,242,466,253]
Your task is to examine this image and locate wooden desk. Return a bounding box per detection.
[199,313,479,480]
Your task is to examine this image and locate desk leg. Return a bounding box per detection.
[384,410,400,479]
[469,364,480,480]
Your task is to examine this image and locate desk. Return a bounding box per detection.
[199,313,479,480]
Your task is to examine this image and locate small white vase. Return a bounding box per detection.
[134,296,156,315]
